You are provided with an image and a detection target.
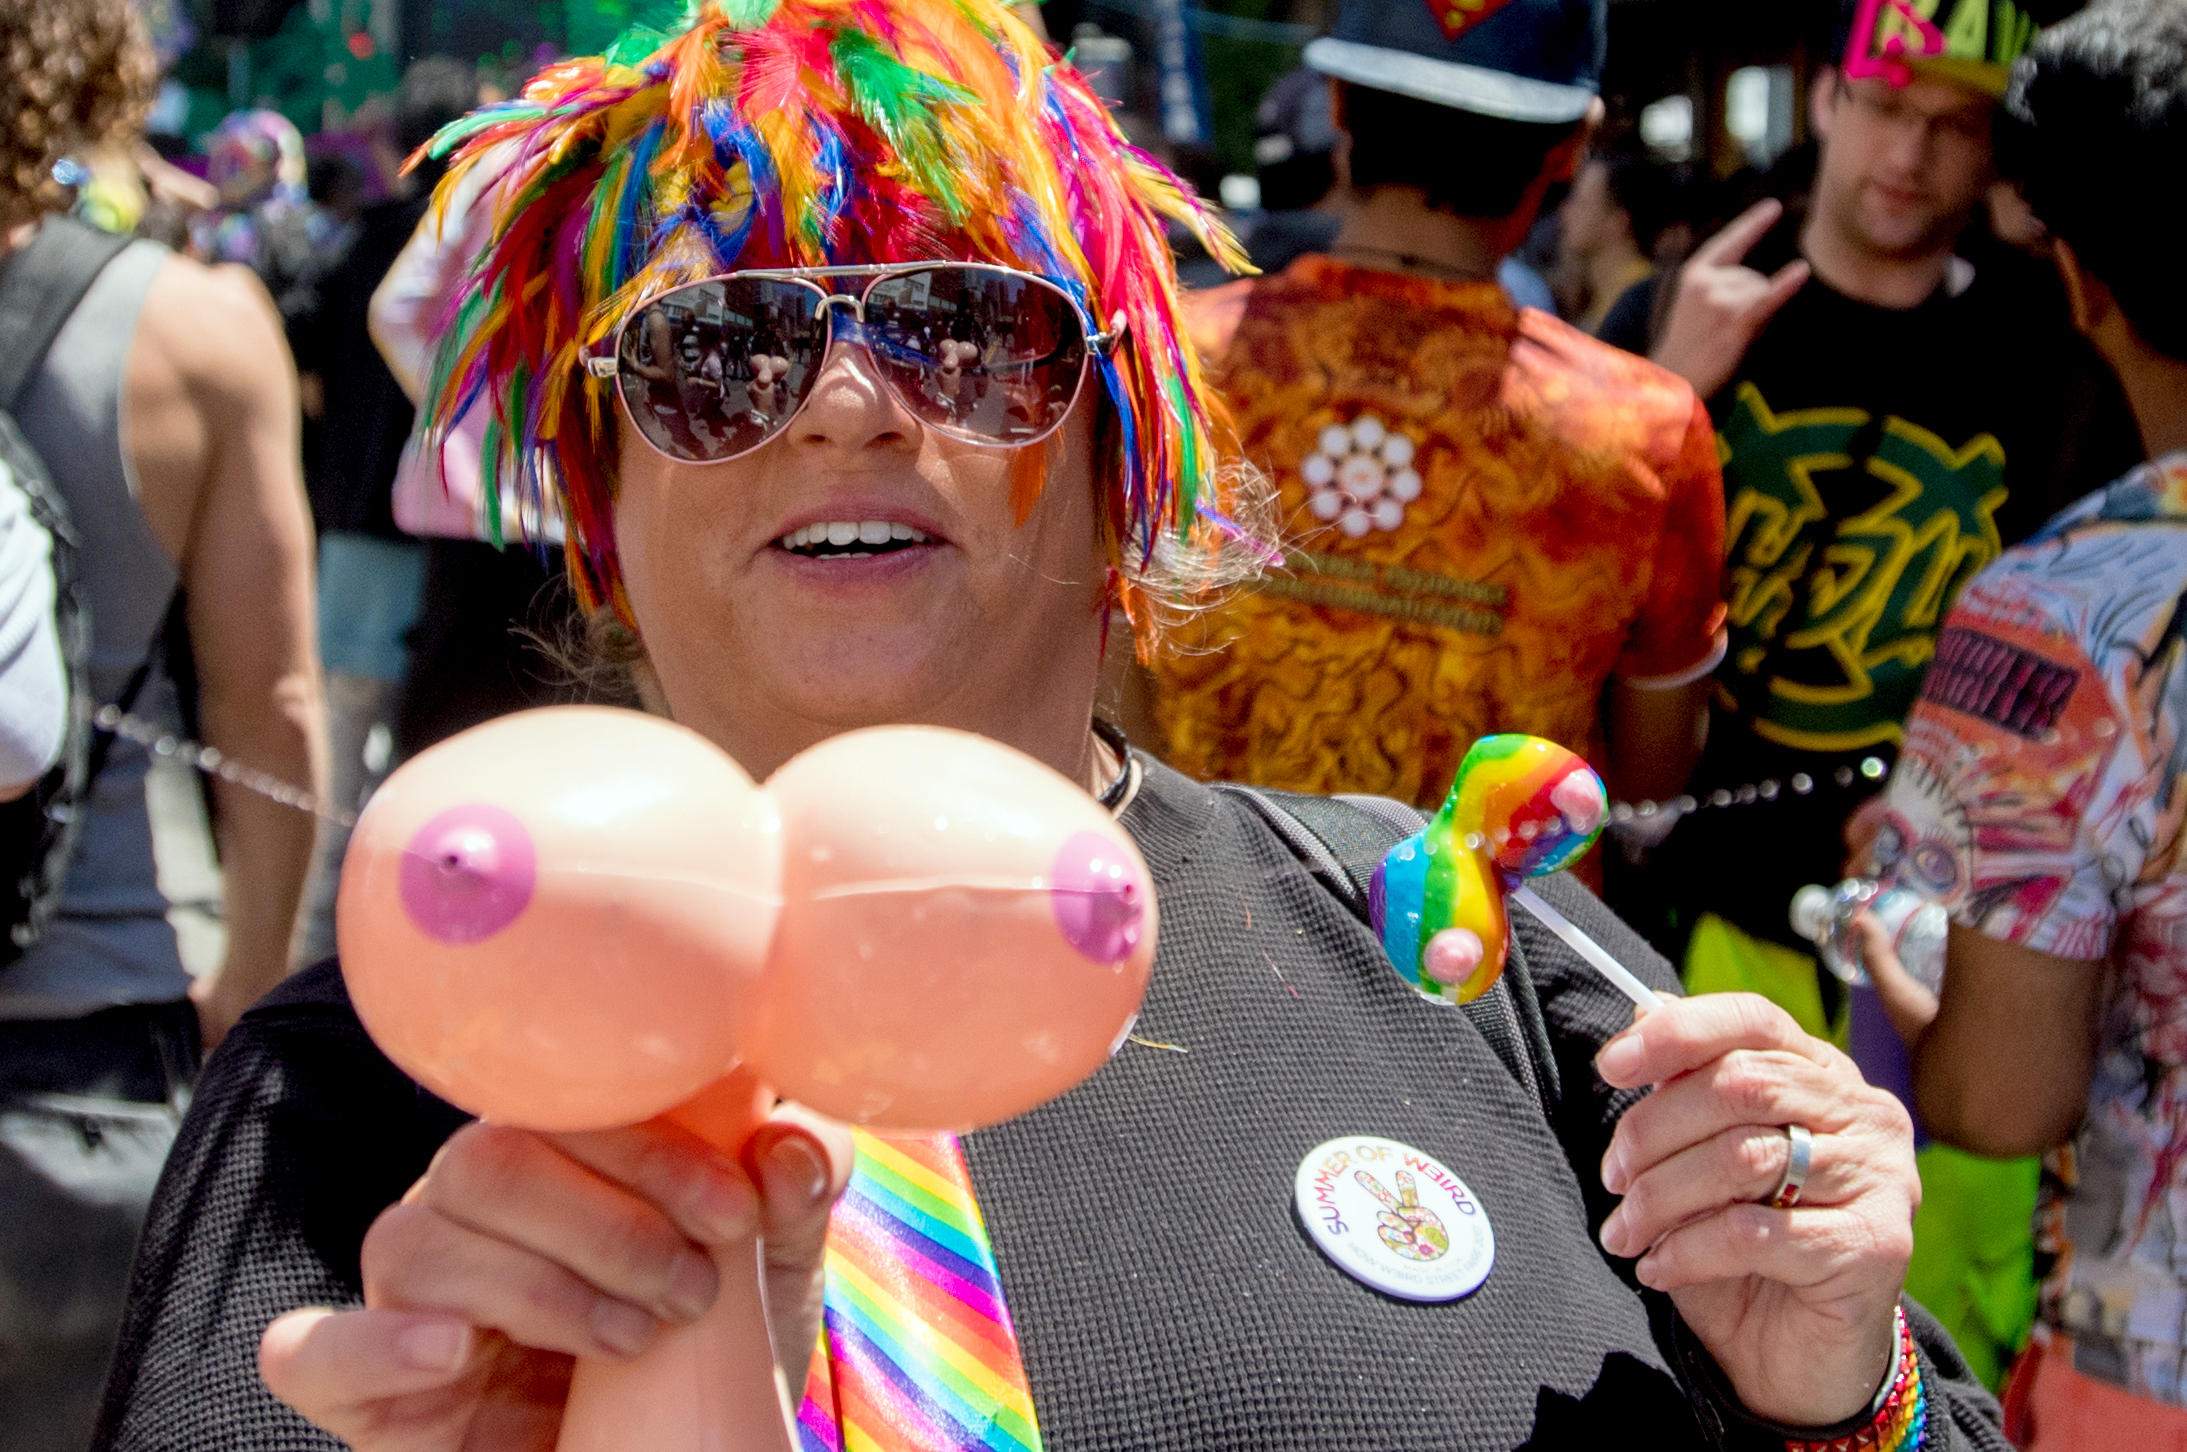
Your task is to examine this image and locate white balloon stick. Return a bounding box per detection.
[1509,886,1664,1013]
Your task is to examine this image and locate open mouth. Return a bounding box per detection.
[775,520,938,560]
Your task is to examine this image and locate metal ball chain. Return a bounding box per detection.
[1606,754,1893,828]
[91,701,1895,846]
[93,705,357,829]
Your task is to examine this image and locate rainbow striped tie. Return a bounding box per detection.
[796,1132,1043,1452]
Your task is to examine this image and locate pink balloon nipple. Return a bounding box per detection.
[1051,831,1145,964]
[1551,772,1605,834]
[399,804,537,945]
[1423,929,1485,986]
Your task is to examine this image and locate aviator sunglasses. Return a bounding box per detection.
[585,262,1126,465]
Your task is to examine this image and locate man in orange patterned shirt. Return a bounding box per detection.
[1148,0,1727,824]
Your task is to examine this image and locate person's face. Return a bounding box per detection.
[219,152,274,208]
[611,339,1110,777]
[1811,72,1995,260]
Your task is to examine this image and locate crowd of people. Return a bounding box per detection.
[0,0,2183,1446]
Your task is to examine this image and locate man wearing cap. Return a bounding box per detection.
[1626,0,2140,989]
[1149,0,1729,846]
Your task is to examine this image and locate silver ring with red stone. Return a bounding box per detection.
[1765,1124,1812,1210]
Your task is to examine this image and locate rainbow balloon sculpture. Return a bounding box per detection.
[336,707,1156,1452]
[1370,735,1608,1005]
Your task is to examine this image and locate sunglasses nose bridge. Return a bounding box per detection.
[811,291,868,325]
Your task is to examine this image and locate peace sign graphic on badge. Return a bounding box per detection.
[1297,1137,1494,1301]
[1355,1168,1451,1262]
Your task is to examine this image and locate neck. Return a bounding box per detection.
[707,701,1113,800]
[2118,355,2187,461]
[673,645,1116,803]
[1330,187,1516,282]
[1798,210,1953,310]
[2084,303,2187,461]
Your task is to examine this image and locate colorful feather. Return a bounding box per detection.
[417,0,1252,637]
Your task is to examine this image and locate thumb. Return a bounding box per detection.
[1693,197,1785,269]
[1850,909,1896,971]
[747,1107,855,1402]
[1852,909,1941,1044]
[259,1307,479,1424]
[1748,258,1812,329]
[747,1107,855,1267]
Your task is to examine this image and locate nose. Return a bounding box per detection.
[789,336,921,458]
[1879,113,1935,176]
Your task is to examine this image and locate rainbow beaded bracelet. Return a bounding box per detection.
[1783,1307,1926,1452]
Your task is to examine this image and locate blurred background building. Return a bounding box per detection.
[144,0,1836,199]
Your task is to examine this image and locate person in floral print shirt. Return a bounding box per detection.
[1862,2,2187,1440]
[1145,0,1727,828]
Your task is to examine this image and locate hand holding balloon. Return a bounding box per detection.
[331,708,1157,1452]
[1369,735,1610,1005]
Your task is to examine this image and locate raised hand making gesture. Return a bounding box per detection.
[1651,199,1813,401]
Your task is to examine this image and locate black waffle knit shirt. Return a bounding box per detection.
[94,758,2005,1450]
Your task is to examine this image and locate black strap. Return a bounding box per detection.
[0,215,136,412]
[0,216,167,788]
[1214,784,1561,1118]
[81,614,169,794]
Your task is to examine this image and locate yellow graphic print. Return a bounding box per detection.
[1721,383,2007,752]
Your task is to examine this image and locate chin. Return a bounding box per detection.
[1855,194,1957,258]
[766,641,964,731]
[786,683,952,733]
[1858,216,1950,261]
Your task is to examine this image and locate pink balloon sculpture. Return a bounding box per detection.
[337,707,1157,1452]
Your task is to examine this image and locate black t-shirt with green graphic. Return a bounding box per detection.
[1622,239,2141,955]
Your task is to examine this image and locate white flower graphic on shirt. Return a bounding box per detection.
[1300,413,1423,538]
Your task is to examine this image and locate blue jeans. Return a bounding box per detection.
[315,532,425,684]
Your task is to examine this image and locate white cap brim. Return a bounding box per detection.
[1304,36,1597,124]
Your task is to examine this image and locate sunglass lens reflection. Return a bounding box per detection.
[860,269,1086,443]
[617,279,825,462]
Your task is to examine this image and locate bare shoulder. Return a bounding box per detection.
[123,252,299,558]
[132,252,294,408]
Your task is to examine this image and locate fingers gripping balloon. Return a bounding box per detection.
[1369,735,1607,1005]
[336,708,1156,1452]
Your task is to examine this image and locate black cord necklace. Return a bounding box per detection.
[1093,718,1133,812]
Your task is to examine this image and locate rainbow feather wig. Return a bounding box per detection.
[418,0,1257,631]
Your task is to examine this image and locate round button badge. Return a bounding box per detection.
[1294,1136,1494,1302]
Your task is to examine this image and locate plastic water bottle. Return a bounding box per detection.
[1790,878,1948,1138]
[1788,878,1947,992]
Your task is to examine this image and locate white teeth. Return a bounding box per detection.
[777,521,934,550]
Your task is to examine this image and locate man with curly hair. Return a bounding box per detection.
[0,2,324,1446]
